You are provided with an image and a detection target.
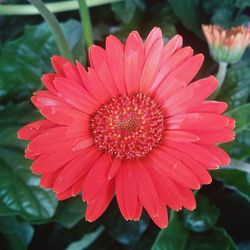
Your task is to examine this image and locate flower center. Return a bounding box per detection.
[90,93,166,160]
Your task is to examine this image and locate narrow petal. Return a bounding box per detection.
[152,46,193,93]
[51,55,70,76]
[85,180,115,222]
[150,148,201,189]
[124,31,144,95]
[200,144,231,166]
[106,35,126,94]
[32,149,79,174]
[162,146,212,184]
[165,130,200,142]
[144,159,182,210]
[116,161,138,220]
[163,76,218,116]
[41,73,57,94]
[40,170,60,188]
[108,158,122,180]
[150,203,168,229]
[76,61,111,102]
[193,129,235,144]
[167,113,229,131]
[17,120,56,140]
[89,45,119,96]
[134,160,160,218]
[187,101,228,114]
[27,127,83,154]
[83,154,111,202]
[132,200,143,221]
[63,62,82,84]
[40,106,89,126]
[53,147,102,193]
[175,183,196,210]
[161,34,183,64]
[164,141,220,169]
[140,38,164,93]
[54,77,98,114]
[144,27,163,57]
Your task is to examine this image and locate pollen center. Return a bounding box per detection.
[90,93,166,160]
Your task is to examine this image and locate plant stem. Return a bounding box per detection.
[28,0,73,61]
[78,0,93,49]
[212,61,228,99]
[0,0,121,15]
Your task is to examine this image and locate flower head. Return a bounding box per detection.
[202,24,250,64]
[18,27,235,228]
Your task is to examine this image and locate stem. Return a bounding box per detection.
[28,0,73,61]
[78,0,93,49]
[212,61,228,99]
[0,0,121,15]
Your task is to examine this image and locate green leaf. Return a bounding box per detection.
[103,205,150,245]
[0,102,58,221]
[182,194,219,232]
[185,228,237,250]
[111,0,145,24]
[66,225,104,250]
[52,196,86,228]
[236,0,250,9]
[168,0,203,37]
[218,49,250,109]
[0,216,34,250]
[152,213,236,250]
[152,212,189,250]
[0,149,57,220]
[0,19,84,103]
[213,160,250,203]
[225,103,250,134]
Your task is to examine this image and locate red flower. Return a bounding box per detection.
[18,27,235,228]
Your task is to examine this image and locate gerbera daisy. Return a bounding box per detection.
[18,27,235,228]
[202,24,250,64]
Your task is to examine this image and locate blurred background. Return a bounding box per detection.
[0,0,250,249]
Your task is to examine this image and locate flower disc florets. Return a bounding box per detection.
[90,93,166,160]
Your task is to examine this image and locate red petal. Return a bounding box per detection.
[175,183,196,210]
[152,46,193,93]
[41,73,57,94]
[162,146,212,184]
[150,148,201,189]
[163,76,218,116]
[116,161,138,220]
[89,45,119,96]
[144,27,163,57]
[199,144,231,166]
[83,154,111,202]
[124,31,144,95]
[164,141,220,169]
[106,35,126,94]
[140,38,164,93]
[187,101,228,114]
[54,77,98,114]
[32,149,79,174]
[150,203,168,229]
[134,160,160,218]
[17,120,56,140]
[108,158,122,180]
[40,106,89,126]
[165,130,200,142]
[53,147,102,193]
[144,159,182,210]
[40,170,60,188]
[167,113,229,131]
[51,55,70,76]
[85,180,115,222]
